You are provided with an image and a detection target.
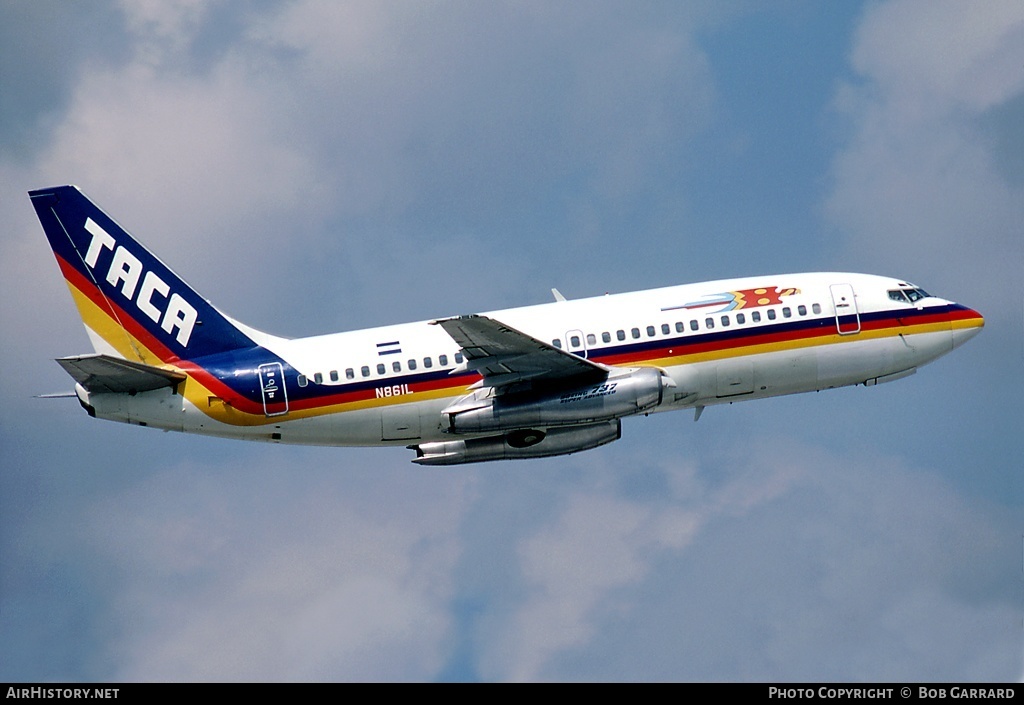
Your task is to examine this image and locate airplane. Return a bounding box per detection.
[29,185,984,465]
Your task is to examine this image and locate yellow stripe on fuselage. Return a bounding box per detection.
[950,317,984,331]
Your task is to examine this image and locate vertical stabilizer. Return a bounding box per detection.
[29,185,255,364]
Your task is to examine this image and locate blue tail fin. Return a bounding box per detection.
[29,185,255,363]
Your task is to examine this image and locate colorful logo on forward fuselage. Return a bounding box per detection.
[663,286,801,313]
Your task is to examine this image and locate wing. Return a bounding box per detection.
[56,354,186,394]
[433,314,607,391]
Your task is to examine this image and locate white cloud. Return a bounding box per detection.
[499,494,694,680]
[83,452,470,681]
[29,61,325,283]
[826,0,1024,315]
[482,439,1018,681]
[117,0,211,67]
[851,0,1024,115]
[479,448,806,680]
[250,0,404,75]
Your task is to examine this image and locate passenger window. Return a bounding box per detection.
[602,332,611,343]
[314,372,323,384]
[552,339,562,349]
[346,368,354,380]
[570,335,580,347]
[705,318,715,329]
[661,323,670,335]
[646,326,656,337]
[423,357,433,369]
[782,307,792,318]
[752,311,761,322]
[767,310,776,320]
[392,361,402,373]
[439,354,448,366]
[330,370,339,382]
[408,359,417,371]
[798,305,807,316]
[675,322,684,333]
[631,328,641,339]
[297,374,307,387]
[377,363,386,375]
[361,366,370,377]
[587,333,596,346]
[690,320,698,331]
[812,303,821,314]
[736,313,745,324]
[721,315,730,327]
[617,330,626,341]
[455,352,464,363]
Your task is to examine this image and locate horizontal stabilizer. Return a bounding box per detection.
[56,354,186,394]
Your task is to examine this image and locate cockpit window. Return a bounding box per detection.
[889,288,930,304]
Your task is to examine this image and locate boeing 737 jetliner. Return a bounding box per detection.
[30,186,984,464]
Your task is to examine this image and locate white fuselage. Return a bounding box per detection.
[79,271,983,453]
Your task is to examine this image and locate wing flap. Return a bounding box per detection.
[56,354,186,394]
[434,315,607,390]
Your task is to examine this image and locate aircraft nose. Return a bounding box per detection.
[951,306,984,350]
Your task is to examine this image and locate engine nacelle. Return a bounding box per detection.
[443,367,673,434]
[410,421,621,465]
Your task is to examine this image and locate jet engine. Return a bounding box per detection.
[441,367,674,434]
[410,420,621,465]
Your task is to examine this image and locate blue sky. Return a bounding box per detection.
[1,0,1020,681]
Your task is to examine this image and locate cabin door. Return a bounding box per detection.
[258,362,289,416]
[830,283,861,335]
